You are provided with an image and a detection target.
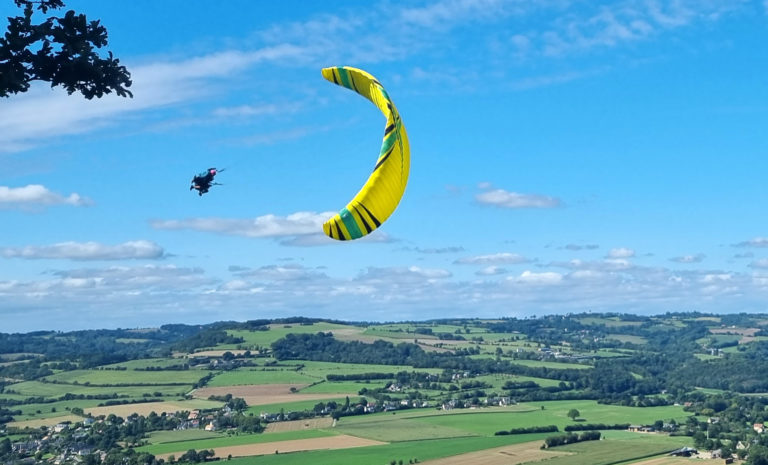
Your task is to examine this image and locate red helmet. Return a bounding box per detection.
[210,169,217,175]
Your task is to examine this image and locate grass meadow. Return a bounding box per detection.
[100,358,189,370]
[225,435,554,465]
[244,397,362,416]
[43,369,207,385]
[298,381,384,394]
[137,429,337,456]
[538,436,689,465]
[6,380,192,399]
[334,400,688,438]
[225,323,357,348]
[207,370,320,386]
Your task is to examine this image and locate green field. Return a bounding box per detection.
[506,359,592,370]
[207,369,319,386]
[245,397,362,416]
[138,429,336,456]
[362,328,436,340]
[207,361,441,387]
[11,399,105,421]
[218,426,690,465]
[6,380,191,399]
[99,358,190,370]
[298,381,384,394]
[43,369,207,385]
[539,436,689,465]
[579,317,644,327]
[399,401,689,436]
[296,360,441,376]
[0,392,34,401]
[363,323,487,334]
[227,435,548,465]
[145,429,221,444]
[225,323,358,348]
[607,334,648,345]
[473,373,566,389]
[335,415,477,442]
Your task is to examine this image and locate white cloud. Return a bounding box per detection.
[549,258,633,271]
[402,246,465,254]
[150,211,335,238]
[398,0,512,27]
[569,269,607,280]
[455,252,529,265]
[0,240,164,261]
[510,270,563,285]
[735,237,768,248]
[749,259,768,269]
[360,266,452,281]
[536,0,742,57]
[564,243,600,251]
[734,252,755,259]
[0,185,91,208]
[475,188,560,209]
[509,68,607,91]
[476,266,508,276]
[670,253,705,263]
[3,255,768,331]
[231,264,328,281]
[607,247,635,258]
[701,273,732,282]
[231,124,338,146]
[2,0,751,154]
[211,102,302,118]
[0,46,307,152]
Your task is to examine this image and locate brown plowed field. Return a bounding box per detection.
[155,435,385,460]
[85,401,214,418]
[264,417,334,432]
[192,384,352,406]
[417,440,571,465]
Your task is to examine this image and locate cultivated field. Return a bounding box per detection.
[193,384,355,406]
[531,437,689,465]
[85,400,223,417]
[189,350,250,357]
[630,456,727,465]
[43,369,207,385]
[155,435,386,460]
[263,417,334,432]
[8,415,82,429]
[206,369,320,386]
[7,380,191,399]
[225,323,357,348]
[418,440,570,465]
[709,327,759,336]
[335,416,477,442]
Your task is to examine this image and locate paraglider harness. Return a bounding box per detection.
[190,168,222,196]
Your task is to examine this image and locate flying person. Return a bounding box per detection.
[190,168,219,196]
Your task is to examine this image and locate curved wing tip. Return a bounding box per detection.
[321,68,336,81]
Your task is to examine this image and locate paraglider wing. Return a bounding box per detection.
[321,66,410,241]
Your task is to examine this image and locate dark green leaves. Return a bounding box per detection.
[1,0,132,99]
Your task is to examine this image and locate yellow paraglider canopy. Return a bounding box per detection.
[321,66,410,241]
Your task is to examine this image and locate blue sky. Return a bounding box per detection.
[2,0,768,332]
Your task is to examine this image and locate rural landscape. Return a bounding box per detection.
[4,1,768,465]
[3,312,768,465]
